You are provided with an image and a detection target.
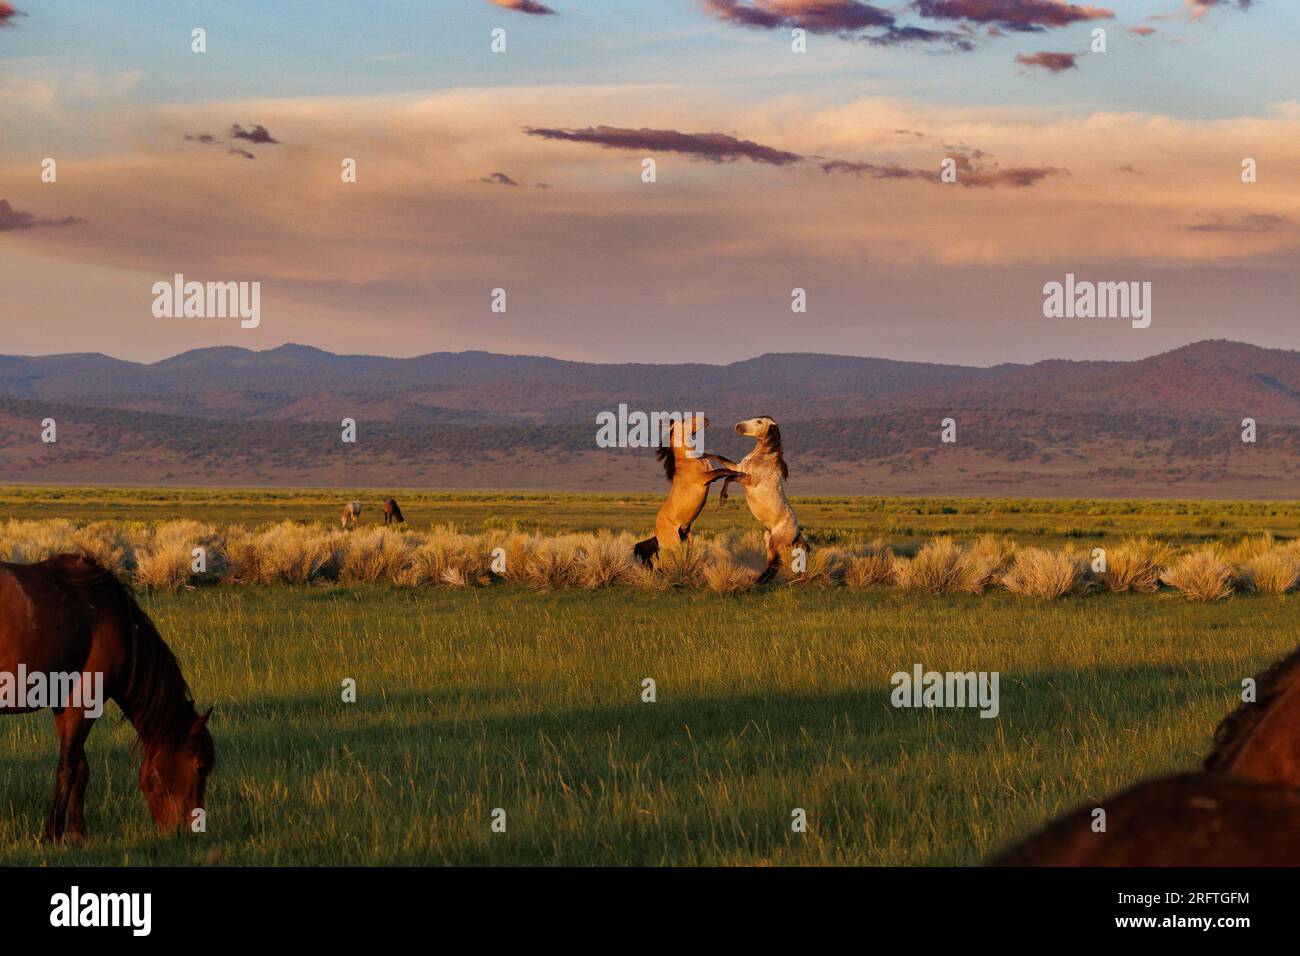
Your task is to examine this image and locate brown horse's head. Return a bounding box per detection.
[139,707,214,833]
[658,415,709,479]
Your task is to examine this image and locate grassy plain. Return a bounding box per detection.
[1,487,1297,865]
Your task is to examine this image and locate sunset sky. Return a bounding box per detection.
[2,0,1297,365]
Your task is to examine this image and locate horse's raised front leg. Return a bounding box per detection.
[703,468,743,484]
[699,453,738,467]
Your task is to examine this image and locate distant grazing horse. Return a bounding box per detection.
[987,645,1300,865]
[0,554,214,840]
[719,416,806,584]
[633,416,742,565]
[341,500,362,529]
[383,498,405,525]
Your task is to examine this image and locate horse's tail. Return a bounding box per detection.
[391,501,405,522]
[633,537,659,567]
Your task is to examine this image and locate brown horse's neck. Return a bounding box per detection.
[108,587,199,757]
[1204,645,1300,775]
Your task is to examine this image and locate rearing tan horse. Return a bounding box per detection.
[633,416,741,565]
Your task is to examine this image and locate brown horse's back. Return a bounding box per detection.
[987,772,1300,866]
[0,556,130,711]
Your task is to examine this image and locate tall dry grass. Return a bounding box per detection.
[1000,547,1086,599]
[2,518,1299,600]
[1160,548,1238,602]
[893,536,1013,594]
[1098,537,1175,593]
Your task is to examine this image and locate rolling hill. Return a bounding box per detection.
[1,339,1298,496]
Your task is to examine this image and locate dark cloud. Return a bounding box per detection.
[822,151,1061,187]
[703,0,893,32]
[914,0,1113,33]
[0,198,85,231]
[0,3,24,28]
[1188,0,1254,14]
[1014,50,1079,72]
[528,124,1058,188]
[480,172,521,186]
[229,124,280,145]
[185,133,217,144]
[1117,163,1141,174]
[1188,213,1289,234]
[863,23,975,49]
[229,148,256,160]
[488,0,557,13]
[701,0,971,48]
[525,125,805,166]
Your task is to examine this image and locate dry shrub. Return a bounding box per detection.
[135,521,226,589]
[703,558,756,595]
[522,536,585,590]
[576,532,637,588]
[1220,532,1276,567]
[233,522,341,585]
[485,531,540,584]
[1160,548,1237,602]
[69,521,137,574]
[894,536,1010,594]
[1241,548,1300,595]
[630,543,709,590]
[1100,537,1175,593]
[339,527,413,583]
[1000,547,1085,599]
[960,535,1015,592]
[844,538,895,588]
[789,546,848,586]
[395,527,489,587]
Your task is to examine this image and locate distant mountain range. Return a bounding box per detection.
[2,340,1299,496]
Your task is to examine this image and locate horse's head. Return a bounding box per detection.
[735,416,777,439]
[140,707,214,834]
[666,414,707,447]
[736,417,786,477]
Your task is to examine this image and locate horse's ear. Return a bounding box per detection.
[193,707,213,732]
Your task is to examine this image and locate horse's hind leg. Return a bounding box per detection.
[755,533,781,585]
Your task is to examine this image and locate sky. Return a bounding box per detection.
[1,0,1297,366]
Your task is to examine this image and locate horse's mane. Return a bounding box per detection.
[1204,644,1300,771]
[760,420,789,480]
[656,445,675,481]
[48,554,196,754]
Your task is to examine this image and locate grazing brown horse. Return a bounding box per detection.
[383,498,405,525]
[1202,644,1300,785]
[0,554,214,840]
[719,416,806,584]
[988,645,1300,865]
[986,772,1300,866]
[633,416,742,565]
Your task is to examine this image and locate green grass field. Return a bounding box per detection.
[1,488,1298,865]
